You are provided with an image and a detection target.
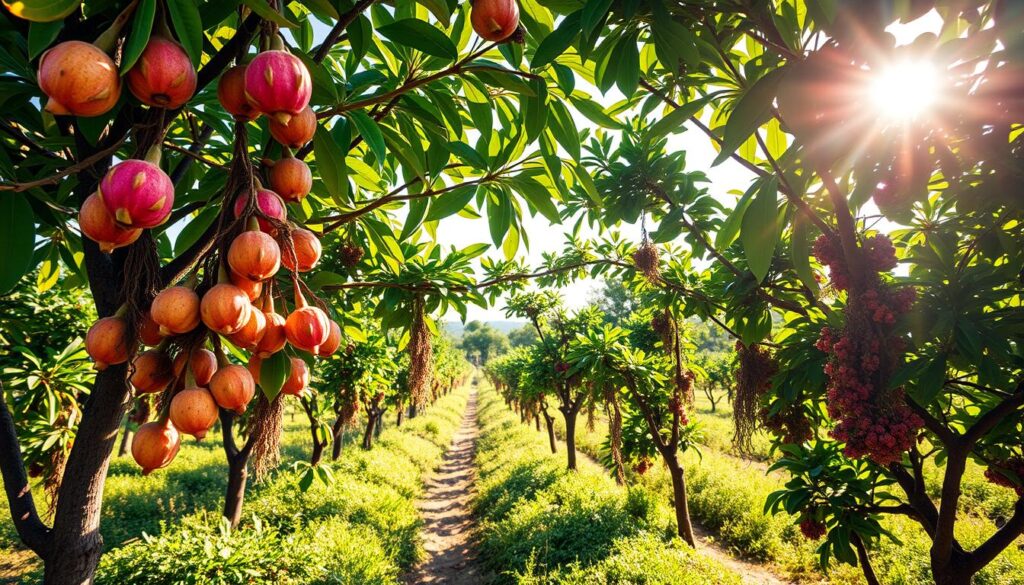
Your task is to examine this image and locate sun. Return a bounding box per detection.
[869,60,940,122]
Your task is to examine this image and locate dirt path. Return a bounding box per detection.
[404,391,485,585]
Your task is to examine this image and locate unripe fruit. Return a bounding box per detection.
[317,320,342,357]
[256,310,287,357]
[126,37,197,109]
[98,159,175,228]
[280,357,309,396]
[132,420,180,475]
[228,230,281,281]
[218,65,259,120]
[209,365,256,414]
[285,305,331,354]
[471,0,520,42]
[169,387,219,440]
[138,312,164,346]
[150,286,201,336]
[174,348,218,386]
[267,105,316,149]
[268,157,312,202]
[131,350,173,394]
[201,284,252,335]
[38,41,120,117]
[86,316,129,370]
[230,271,263,302]
[79,193,142,253]
[228,308,266,350]
[282,228,322,273]
[233,189,287,234]
[244,50,312,124]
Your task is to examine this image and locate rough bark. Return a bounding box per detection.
[117,426,132,458]
[664,454,696,547]
[542,410,557,454]
[563,408,578,471]
[851,533,880,585]
[361,413,377,450]
[223,454,248,528]
[331,417,345,460]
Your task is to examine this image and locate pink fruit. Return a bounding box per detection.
[285,305,331,354]
[233,189,287,233]
[244,50,311,123]
[38,41,121,117]
[79,193,142,253]
[471,0,520,42]
[98,159,175,228]
[127,37,197,109]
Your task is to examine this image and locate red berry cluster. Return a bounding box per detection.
[668,396,689,425]
[814,233,923,465]
[985,458,1024,496]
[799,517,827,540]
[760,404,813,445]
[633,457,652,475]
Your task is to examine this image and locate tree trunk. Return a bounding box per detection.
[664,454,696,547]
[851,533,881,585]
[534,414,540,432]
[331,417,345,460]
[223,454,248,528]
[542,411,557,454]
[396,406,404,427]
[563,408,578,471]
[408,402,418,419]
[361,413,376,450]
[117,427,132,458]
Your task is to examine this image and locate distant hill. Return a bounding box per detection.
[443,320,525,338]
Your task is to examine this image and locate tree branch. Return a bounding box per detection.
[0,386,51,557]
[968,498,1024,573]
[312,0,380,63]
[0,137,126,193]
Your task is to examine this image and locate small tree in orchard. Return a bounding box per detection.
[692,352,730,413]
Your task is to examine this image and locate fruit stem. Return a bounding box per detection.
[281,147,294,159]
[184,271,199,289]
[218,262,231,284]
[113,304,129,318]
[144,144,163,167]
[153,3,173,40]
[270,34,286,52]
[246,216,261,232]
[214,345,230,368]
[94,0,140,54]
[292,279,307,309]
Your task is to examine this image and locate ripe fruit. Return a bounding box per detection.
[86,316,129,370]
[247,355,262,380]
[79,193,142,253]
[131,350,173,394]
[244,50,311,123]
[317,320,342,357]
[209,365,256,414]
[201,283,252,335]
[138,312,164,346]
[227,308,267,350]
[233,189,287,233]
[98,159,175,228]
[150,286,201,336]
[282,228,321,273]
[169,387,219,440]
[256,309,287,357]
[280,357,310,396]
[174,348,218,386]
[126,37,197,109]
[268,156,312,202]
[230,271,263,302]
[471,0,520,42]
[267,105,316,149]
[217,64,259,120]
[228,230,281,281]
[132,420,180,475]
[285,304,331,354]
[37,41,120,117]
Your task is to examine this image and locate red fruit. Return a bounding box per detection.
[280,357,310,396]
[218,65,259,120]
[256,310,287,357]
[282,228,321,273]
[230,271,263,302]
[201,284,252,335]
[150,286,201,335]
[247,355,263,380]
[174,348,218,386]
[471,0,520,42]
[268,157,312,202]
[138,312,164,346]
[79,193,142,253]
[317,320,342,357]
[267,105,316,149]
[98,159,175,228]
[38,41,121,117]
[228,230,281,281]
[244,50,311,123]
[233,189,287,234]
[132,420,181,475]
[227,308,267,351]
[131,350,173,394]
[126,37,197,109]
[86,316,130,370]
[285,305,331,354]
[209,365,256,414]
[169,387,219,440]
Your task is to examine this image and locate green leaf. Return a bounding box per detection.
[580,0,612,38]
[612,30,640,97]
[547,100,580,161]
[531,10,581,69]
[258,351,291,400]
[740,178,779,283]
[427,185,476,221]
[511,176,561,224]
[120,0,157,73]
[650,6,699,69]
[445,141,487,170]
[413,0,451,27]
[300,0,339,19]
[2,0,79,22]
[0,194,36,295]
[346,110,387,168]
[715,182,759,250]
[790,212,819,296]
[914,354,947,405]
[647,96,709,139]
[173,205,219,256]
[241,0,298,27]
[712,68,786,166]
[167,0,205,67]
[569,96,622,129]
[376,19,457,61]
[523,78,548,143]
[487,189,512,247]
[313,126,347,201]
[27,20,62,60]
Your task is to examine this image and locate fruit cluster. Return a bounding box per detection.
[814,233,923,465]
[799,516,827,540]
[984,457,1024,496]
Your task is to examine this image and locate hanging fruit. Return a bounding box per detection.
[127,36,197,109]
[79,193,142,253]
[281,228,321,273]
[471,0,520,42]
[267,105,316,148]
[169,386,219,440]
[316,321,342,357]
[209,365,256,414]
[230,271,263,302]
[174,348,218,386]
[130,349,174,394]
[37,41,121,117]
[232,189,287,234]
[284,285,331,354]
[201,283,252,335]
[280,357,310,396]
[85,315,130,370]
[138,312,164,346]
[244,41,312,124]
[255,296,287,357]
[131,420,180,475]
[227,309,267,350]
[150,285,201,336]
[268,155,312,202]
[97,146,175,228]
[218,64,260,120]
[227,229,281,282]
